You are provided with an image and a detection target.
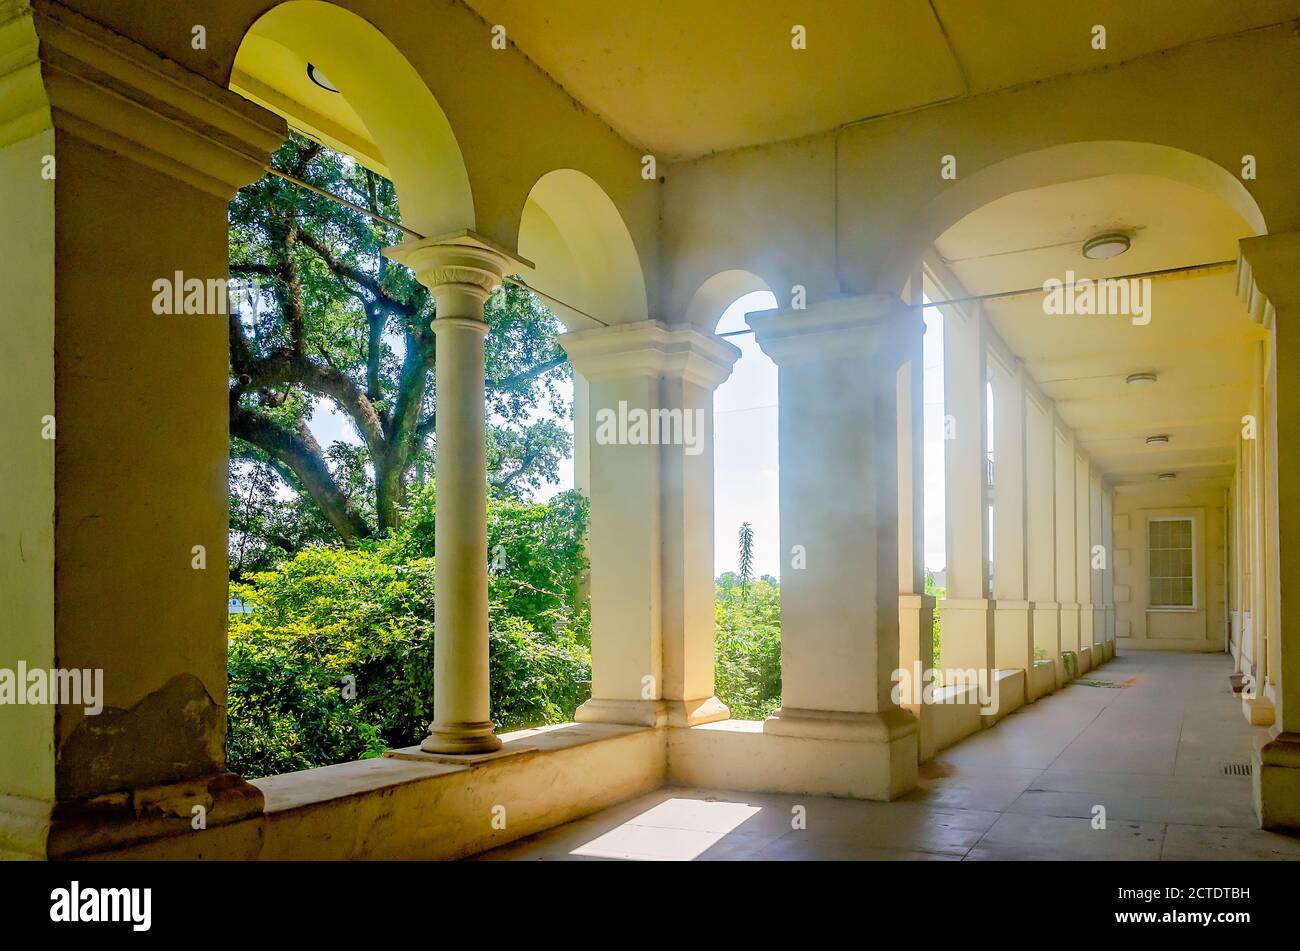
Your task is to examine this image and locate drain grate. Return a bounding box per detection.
[1224,763,1252,777]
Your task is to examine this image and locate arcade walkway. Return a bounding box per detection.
[477,652,1298,861]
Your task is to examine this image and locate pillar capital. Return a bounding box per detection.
[383,230,530,316]
[559,319,740,389]
[746,293,917,367]
[1239,231,1300,320]
[6,0,285,196]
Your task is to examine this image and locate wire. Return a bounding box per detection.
[261,165,609,327]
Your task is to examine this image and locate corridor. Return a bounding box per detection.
[477,651,1298,861]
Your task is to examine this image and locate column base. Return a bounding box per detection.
[664,696,730,727]
[421,720,502,755]
[575,697,668,727]
[0,772,264,860]
[759,707,918,799]
[1255,732,1300,832]
[1242,693,1276,726]
[1058,602,1081,657]
[938,598,995,672]
[1031,601,1064,687]
[993,599,1034,673]
[763,706,916,743]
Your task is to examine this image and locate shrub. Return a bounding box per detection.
[714,579,782,720]
[226,486,591,778]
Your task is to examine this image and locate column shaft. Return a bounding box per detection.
[939,306,994,673]
[1238,232,1300,831]
[749,296,918,779]
[560,321,738,727]
[991,357,1034,676]
[384,234,529,754]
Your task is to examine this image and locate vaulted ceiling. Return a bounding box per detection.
[934,173,1265,487]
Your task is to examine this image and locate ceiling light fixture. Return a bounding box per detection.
[1158,472,1177,481]
[1126,372,1158,386]
[307,63,340,93]
[1146,434,1170,446]
[1082,231,1131,260]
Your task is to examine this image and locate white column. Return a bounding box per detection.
[1089,466,1105,652]
[1055,423,1080,665]
[559,321,738,727]
[990,355,1033,676]
[1102,485,1116,654]
[1239,231,1300,831]
[897,318,935,757]
[1075,449,1094,668]
[1025,389,1060,684]
[384,232,526,754]
[748,295,918,794]
[939,306,995,673]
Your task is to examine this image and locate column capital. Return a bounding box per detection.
[559,318,740,389]
[382,230,531,302]
[5,1,286,196]
[746,293,918,366]
[1238,231,1300,324]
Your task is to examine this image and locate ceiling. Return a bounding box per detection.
[461,0,1297,160]
[934,173,1265,487]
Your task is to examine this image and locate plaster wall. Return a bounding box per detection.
[1113,482,1228,651]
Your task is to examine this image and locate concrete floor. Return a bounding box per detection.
[477,651,1300,860]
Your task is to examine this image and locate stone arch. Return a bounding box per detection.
[518,169,648,331]
[231,0,474,237]
[885,140,1267,296]
[684,269,777,333]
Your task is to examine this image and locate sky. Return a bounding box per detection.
[297,295,951,581]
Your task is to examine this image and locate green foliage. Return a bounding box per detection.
[228,132,572,544]
[228,460,335,580]
[714,579,782,720]
[226,483,591,778]
[737,522,755,592]
[925,569,945,669]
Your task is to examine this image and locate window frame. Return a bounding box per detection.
[1145,513,1198,612]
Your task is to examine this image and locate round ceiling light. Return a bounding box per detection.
[1146,434,1170,446]
[1126,372,1158,386]
[1082,231,1131,260]
[1157,472,1177,481]
[307,63,340,93]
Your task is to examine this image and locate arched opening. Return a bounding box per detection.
[223,6,586,778]
[230,0,474,236]
[686,273,780,720]
[517,168,652,501]
[518,169,648,331]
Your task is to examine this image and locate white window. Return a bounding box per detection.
[1148,517,1194,608]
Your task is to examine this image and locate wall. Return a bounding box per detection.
[1113,482,1228,651]
[0,127,56,803]
[662,22,1300,312]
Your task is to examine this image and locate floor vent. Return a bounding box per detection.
[1224,763,1252,777]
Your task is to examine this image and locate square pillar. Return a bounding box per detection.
[897,316,936,758]
[990,354,1034,679]
[0,4,285,858]
[1238,233,1300,832]
[1075,451,1095,670]
[1055,423,1081,672]
[748,295,919,797]
[559,321,738,727]
[938,304,995,674]
[1026,388,1062,685]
